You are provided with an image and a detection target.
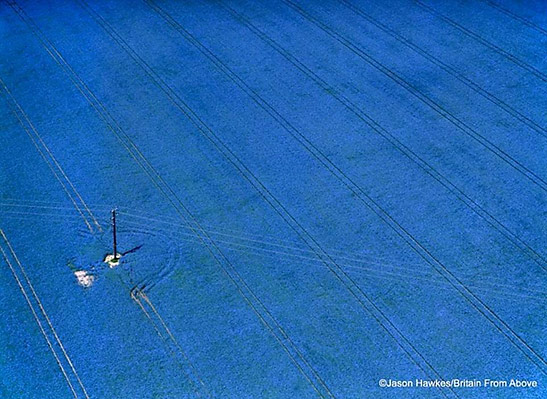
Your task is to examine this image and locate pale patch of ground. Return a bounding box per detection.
[74,270,95,288]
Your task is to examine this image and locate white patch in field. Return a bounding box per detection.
[74,270,95,288]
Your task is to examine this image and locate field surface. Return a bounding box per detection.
[0,0,546,398]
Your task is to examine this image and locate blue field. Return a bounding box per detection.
[0,0,546,398]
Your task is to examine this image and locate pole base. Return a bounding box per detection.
[104,253,122,268]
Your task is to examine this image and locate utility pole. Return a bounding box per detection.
[111,209,118,260]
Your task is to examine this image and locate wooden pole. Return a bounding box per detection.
[112,209,118,259]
